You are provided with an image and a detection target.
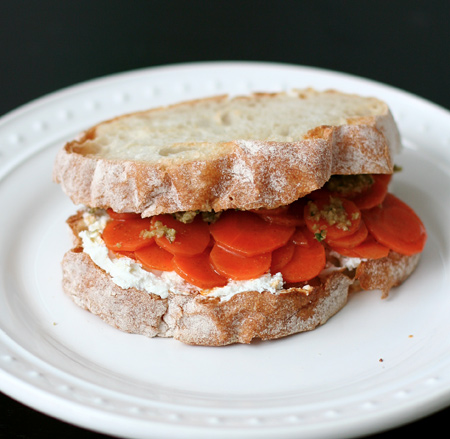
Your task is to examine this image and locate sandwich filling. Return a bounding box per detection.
[80,210,285,301]
[77,173,427,301]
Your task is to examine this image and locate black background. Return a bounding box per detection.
[1,1,449,438]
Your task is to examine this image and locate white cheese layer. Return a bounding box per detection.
[329,250,364,270]
[79,211,285,302]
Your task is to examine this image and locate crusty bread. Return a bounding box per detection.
[53,89,401,217]
[61,213,420,346]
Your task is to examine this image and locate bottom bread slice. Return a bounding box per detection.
[61,247,420,346]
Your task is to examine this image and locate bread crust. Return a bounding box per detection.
[61,215,421,346]
[62,248,354,345]
[53,90,401,216]
[355,251,421,298]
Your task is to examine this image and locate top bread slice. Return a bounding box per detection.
[53,89,402,216]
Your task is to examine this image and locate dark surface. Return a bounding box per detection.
[1,1,449,438]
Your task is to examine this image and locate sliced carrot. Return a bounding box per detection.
[307,188,330,201]
[271,224,316,274]
[258,211,305,227]
[135,243,174,271]
[373,174,392,185]
[288,198,308,219]
[326,221,368,249]
[250,206,289,216]
[255,199,306,227]
[351,174,391,210]
[172,250,228,289]
[331,235,390,259]
[362,193,427,255]
[107,208,141,221]
[304,196,361,241]
[291,227,309,246]
[209,210,295,257]
[311,174,391,211]
[152,214,211,256]
[278,228,326,283]
[270,240,296,273]
[102,219,153,251]
[114,251,137,260]
[210,244,272,280]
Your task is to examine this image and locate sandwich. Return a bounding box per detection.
[53,89,427,346]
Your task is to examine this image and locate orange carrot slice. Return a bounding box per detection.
[135,243,174,271]
[351,174,391,210]
[173,250,228,289]
[310,174,391,211]
[326,221,368,249]
[258,212,305,227]
[102,219,153,251]
[210,210,295,256]
[372,174,392,186]
[304,196,361,241]
[278,228,326,283]
[363,193,426,256]
[152,214,211,256]
[307,188,330,201]
[107,209,142,221]
[291,227,309,246]
[255,200,306,227]
[270,240,296,273]
[331,235,390,259]
[288,198,308,221]
[210,244,272,280]
[250,206,289,216]
[114,251,137,260]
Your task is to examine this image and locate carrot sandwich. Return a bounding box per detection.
[53,89,426,346]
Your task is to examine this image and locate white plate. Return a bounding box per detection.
[1,61,450,439]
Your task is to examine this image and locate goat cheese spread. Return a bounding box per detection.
[329,250,363,270]
[79,211,285,302]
